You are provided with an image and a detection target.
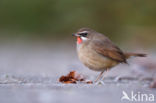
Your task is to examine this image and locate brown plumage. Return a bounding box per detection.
[73,27,146,83]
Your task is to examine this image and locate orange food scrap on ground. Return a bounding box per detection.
[59,71,93,84]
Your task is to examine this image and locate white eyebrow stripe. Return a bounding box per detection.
[78,31,88,34]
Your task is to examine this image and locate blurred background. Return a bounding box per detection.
[0,0,156,46]
[0,1,156,103]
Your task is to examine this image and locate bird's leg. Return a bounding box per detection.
[94,71,104,83]
[94,69,109,85]
[101,69,109,81]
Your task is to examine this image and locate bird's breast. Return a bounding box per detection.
[77,44,118,71]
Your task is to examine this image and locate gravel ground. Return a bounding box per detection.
[0,41,155,103]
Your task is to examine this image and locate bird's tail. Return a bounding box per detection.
[124,52,147,59]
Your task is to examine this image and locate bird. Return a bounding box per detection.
[72,28,146,83]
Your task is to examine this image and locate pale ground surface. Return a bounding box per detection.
[0,41,155,103]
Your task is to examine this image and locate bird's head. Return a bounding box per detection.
[72,28,94,44]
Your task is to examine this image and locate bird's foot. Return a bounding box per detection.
[94,80,105,85]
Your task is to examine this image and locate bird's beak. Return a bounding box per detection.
[72,33,80,37]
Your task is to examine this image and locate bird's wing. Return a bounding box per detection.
[91,39,127,63]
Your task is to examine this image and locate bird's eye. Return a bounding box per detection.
[79,33,88,37]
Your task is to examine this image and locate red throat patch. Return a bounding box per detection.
[77,37,82,44]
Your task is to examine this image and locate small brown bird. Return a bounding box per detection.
[73,28,146,83]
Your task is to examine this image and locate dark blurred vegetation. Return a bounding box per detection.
[0,0,156,47]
